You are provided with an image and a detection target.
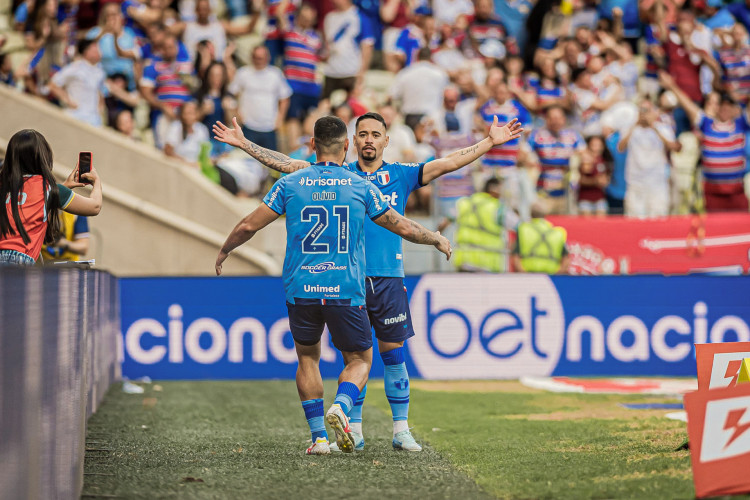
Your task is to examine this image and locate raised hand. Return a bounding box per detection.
[658,70,675,89]
[489,116,524,146]
[213,117,247,149]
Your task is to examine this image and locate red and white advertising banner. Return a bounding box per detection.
[695,343,750,391]
[547,214,750,275]
[684,383,750,498]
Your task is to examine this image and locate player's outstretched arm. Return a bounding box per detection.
[374,208,452,260]
[421,116,523,184]
[213,117,311,174]
[216,204,280,275]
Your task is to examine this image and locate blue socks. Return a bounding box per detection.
[301,398,328,442]
[382,347,409,423]
[334,381,361,415]
[348,384,366,424]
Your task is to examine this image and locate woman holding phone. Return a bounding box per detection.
[0,129,103,266]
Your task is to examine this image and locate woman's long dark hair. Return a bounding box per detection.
[0,129,61,245]
[195,61,229,103]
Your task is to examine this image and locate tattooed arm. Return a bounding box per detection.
[374,208,452,260]
[213,117,311,174]
[421,116,524,184]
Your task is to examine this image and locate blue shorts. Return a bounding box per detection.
[287,92,320,121]
[287,299,373,352]
[365,277,415,343]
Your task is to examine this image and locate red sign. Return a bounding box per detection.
[547,214,750,275]
[696,343,750,391]
[684,384,750,498]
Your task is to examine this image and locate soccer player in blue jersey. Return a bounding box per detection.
[214,111,522,452]
[215,116,451,455]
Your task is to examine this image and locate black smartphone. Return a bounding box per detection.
[78,152,92,184]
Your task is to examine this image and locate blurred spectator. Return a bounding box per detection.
[390,48,449,131]
[598,1,640,51]
[195,61,234,156]
[466,0,516,58]
[571,63,623,138]
[728,0,750,32]
[49,38,106,127]
[322,0,374,97]
[429,86,462,136]
[661,71,750,213]
[259,0,300,63]
[493,0,533,52]
[379,103,417,163]
[617,98,680,218]
[528,105,586,215]
[511,204,569,274]
[228,45,292,151]
[280,2,322,153]
[602,125,626,215]
[713,24,750,106]
[41,213,89,262]
[380,0,412,70]
[700,0,736,30]
[388,5,436,71]
[0,53,16,87]
[576,143,609,216]
[139,33,194,148]
[87,3,137,91]
[450,177,519,273]
[527,55,570,114]
[655,8,716,134]
[113,109,143,141]
[104,73,139,127]
[164,100,210,164]
[476,79,532,210]
[173,0,227,61]
[433,0,472,27]
[431,131,480,221]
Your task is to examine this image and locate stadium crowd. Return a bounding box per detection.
[2,0,750,218]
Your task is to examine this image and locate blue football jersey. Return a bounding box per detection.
[263,162,389,305]
[344,161,424,277]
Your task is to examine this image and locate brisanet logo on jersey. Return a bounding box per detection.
[408,275,565,379]
[407,276,750,379]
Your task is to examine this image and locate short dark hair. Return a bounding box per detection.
[313,116,347,154]
[78,38,96,56]
[720,93,737,106]
[483,177,501,193]
[417,47,432,61]
[355,112,387,131]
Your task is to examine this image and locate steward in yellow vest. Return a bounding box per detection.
[453,178,518,272]
[41,211,90,262]
[511,207,569,274]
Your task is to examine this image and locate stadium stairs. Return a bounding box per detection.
[0,84,284,275]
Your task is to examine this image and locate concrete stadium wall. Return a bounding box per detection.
[0,84,284,275]
[0,267,120,500]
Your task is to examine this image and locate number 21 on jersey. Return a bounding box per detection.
[301,205,349,254]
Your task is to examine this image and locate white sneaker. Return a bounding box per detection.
[306,437,331,455]
[325,404,354,453]
[392,429,422,452]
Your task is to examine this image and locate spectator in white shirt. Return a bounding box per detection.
[428,86,463,136]
[165,101,210,164]
[432,0,473,27]
[228,45,292,151]
[390,48,450,131]
[617,99,681,218]
[379,103,418,164]
[49,38,106,127]
[322,0,375,99]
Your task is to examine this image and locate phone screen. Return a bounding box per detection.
[78,152,92,184]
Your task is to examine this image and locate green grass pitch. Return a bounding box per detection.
[83,380,699,499]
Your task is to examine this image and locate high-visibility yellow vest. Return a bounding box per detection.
[518,218,567,274]
[453,192,508,272]
[41,211,81,262]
